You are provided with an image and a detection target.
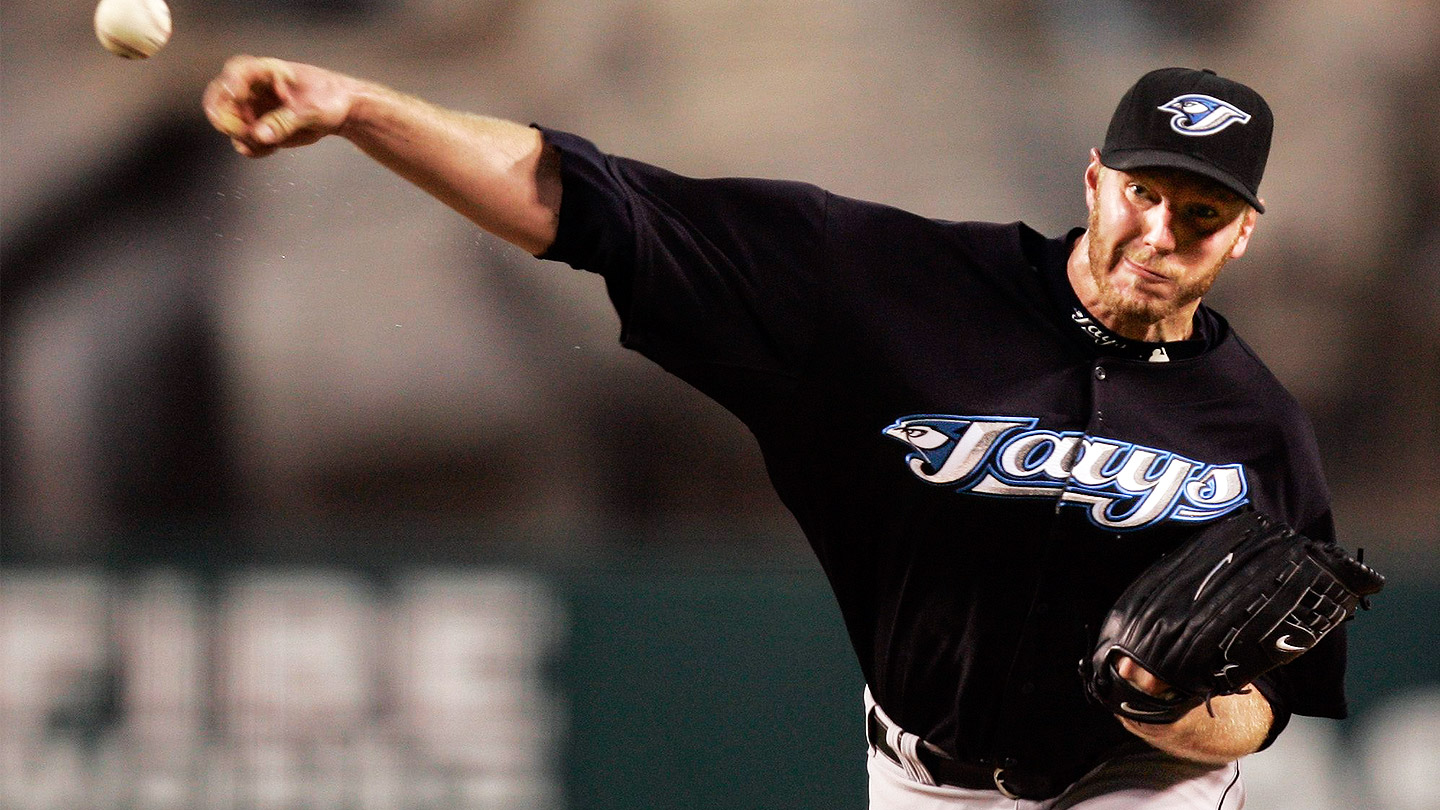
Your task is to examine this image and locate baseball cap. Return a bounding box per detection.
[1100,67,1272,213]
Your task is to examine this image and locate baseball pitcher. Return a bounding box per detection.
[203,59,1382,809]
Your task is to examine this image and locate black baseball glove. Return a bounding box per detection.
[1082,508,1385,724]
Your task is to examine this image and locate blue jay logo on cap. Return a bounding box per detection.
[1157,94,1251,136]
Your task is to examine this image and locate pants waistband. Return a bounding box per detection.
[864,689,1059,800]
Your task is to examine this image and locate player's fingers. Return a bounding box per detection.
[221,54,294,100]
[1114,654,1174,698]
[203,55,271,139]
[253,105,304,147]
[201,73,247,139]
[203,55,308,156]
[231,136,277,159]
[211,56,296,115]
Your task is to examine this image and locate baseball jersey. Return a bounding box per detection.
[535,127,1350,794]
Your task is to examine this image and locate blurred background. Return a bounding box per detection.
[2,0,1436,808]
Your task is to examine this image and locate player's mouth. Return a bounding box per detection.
[1119,255,1171,284]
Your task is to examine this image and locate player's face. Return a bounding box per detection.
[1081,151,1258,336]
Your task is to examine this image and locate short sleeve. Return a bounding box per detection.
[534,127,830,383]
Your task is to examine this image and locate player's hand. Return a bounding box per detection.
[1113,655,1205,748]
[1112,654,1270,764]
[1113,655,1175,702]
[202,55,356,158]
[1112,654,1181,731]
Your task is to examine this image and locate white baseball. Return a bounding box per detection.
[94,0,172,59]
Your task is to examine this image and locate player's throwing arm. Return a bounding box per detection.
[201,55,561,255]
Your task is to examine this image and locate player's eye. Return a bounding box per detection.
[1125,183,1157,204]
[1181,204,1229,235]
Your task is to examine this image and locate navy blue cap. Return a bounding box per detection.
[1101,67,1272,213]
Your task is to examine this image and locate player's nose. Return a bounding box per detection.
[1140,205,1176,253]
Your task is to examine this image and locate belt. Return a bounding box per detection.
[866,708,1057,800]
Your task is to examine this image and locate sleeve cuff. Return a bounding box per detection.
[1250,675,1293,752]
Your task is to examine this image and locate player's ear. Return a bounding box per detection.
[1228,206,1259,260]
[1084,149,1103,212]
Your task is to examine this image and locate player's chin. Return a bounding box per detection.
[1105,289,1174,324]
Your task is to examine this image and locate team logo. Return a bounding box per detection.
[1274,634,1311,653]
[882,415,1249,530]
[1157,94,1251,136]
[1194,553,1234,600]
[1119,702,1169,717]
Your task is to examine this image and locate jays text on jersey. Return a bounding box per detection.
[535,127,1349,797]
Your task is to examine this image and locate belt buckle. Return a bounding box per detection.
[993,767,1021,800]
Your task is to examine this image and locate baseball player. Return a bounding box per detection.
[203,59,1362,808]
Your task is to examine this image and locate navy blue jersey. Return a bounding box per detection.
[536,127,1348,788]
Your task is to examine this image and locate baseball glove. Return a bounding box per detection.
[1082,508,1384,724]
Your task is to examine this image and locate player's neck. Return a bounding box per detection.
[1066,232,1197,343]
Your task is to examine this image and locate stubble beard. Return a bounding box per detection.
[1085,204,1236,334]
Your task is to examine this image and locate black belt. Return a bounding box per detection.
[866,708,1058,800]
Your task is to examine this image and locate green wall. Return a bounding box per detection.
[560,565,866,810]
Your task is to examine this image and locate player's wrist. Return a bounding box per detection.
[333,77,390,143]
[1118,686,1272,765]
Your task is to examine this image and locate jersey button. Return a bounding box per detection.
[1094,366,1107,381]
[1020,682,1036,695]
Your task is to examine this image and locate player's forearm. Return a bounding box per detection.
[203,56,561,255]
[1120,687,1273,765]
[340,83,561,255]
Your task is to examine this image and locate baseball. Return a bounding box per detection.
[94,0,172,59]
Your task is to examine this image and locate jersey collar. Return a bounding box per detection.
[1036,227,1214,363]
